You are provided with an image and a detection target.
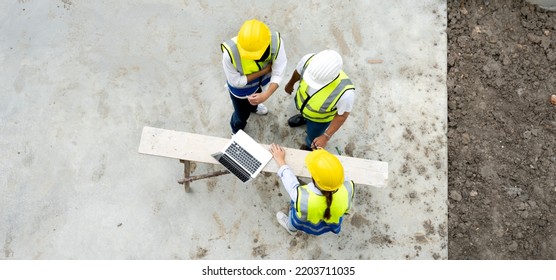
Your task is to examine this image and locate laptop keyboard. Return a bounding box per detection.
[225,142,262,174]
[217,154,251,182]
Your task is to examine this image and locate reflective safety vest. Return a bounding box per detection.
[290,180,355,235]
[221,32,281,97]
[295,55,355,123]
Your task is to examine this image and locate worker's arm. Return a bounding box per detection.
[311,89,356,149]
[270,143,299,202]
[247,38,287,105]
[284,70,300,94]
[311,112,349,149]
[285,53,314,95]
[246,63,272,83]
[222,53,271,87]
[247,82,277,105]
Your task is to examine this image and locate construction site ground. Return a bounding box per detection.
[1,0,447,260]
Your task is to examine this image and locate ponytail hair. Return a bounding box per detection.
[312,178,334,220]
[323,190,333,220]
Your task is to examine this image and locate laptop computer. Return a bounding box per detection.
[211,130,272,183]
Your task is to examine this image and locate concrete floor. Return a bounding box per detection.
[0,0,447,259]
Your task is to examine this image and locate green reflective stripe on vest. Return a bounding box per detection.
[296,61,355,122]
[221,32,280,76]
[295,183,350,224]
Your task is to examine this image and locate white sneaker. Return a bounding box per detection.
[255,104,269,115]
[276,211,297,235]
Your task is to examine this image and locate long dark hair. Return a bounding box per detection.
[323,190,333,220]
[314,178,333,220]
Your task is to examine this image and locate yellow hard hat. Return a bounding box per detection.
[237,19,271,60]
[305,149,344,191]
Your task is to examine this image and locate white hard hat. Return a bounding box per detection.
[303,50,343,89]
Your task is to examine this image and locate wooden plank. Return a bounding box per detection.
[139,126,388,188]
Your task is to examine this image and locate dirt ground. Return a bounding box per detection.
[448,0,556,259]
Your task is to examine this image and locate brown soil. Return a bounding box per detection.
[448,0,556,259]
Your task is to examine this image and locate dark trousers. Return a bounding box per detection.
[305,119,330,147]
[229,91,259,134]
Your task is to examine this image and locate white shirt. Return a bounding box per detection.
[295,53,355,115]
[277,165,320,202]
[222,37,287,94]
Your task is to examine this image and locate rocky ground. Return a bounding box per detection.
[448,0,556,259]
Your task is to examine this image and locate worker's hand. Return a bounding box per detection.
[269,143,287,166]
[247,91,269,106]
[284,82,294,95]
[311,135,329,150]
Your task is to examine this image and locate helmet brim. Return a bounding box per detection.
[315,181,342,192]
[238,46,267,60]
[302,72,327,89]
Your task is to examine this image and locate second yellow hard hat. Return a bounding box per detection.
[305,149,344,192]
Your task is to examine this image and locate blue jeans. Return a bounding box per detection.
[229,92,258,134]
[305,119,330,147]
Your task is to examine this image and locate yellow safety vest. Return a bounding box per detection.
[295,56,355,123]
[295,181,354,225]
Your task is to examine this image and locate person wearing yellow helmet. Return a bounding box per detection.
[284,50,355,151]
[221,19,287,134]
[269,143,355,235]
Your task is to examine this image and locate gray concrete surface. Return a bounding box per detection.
[1,0,447,259]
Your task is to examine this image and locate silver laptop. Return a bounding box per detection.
[211,130,272,183]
